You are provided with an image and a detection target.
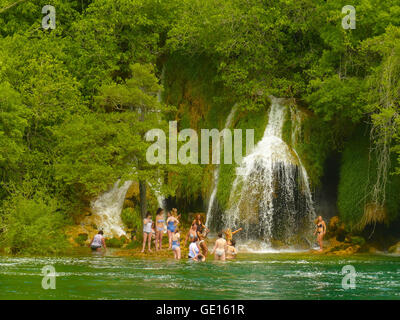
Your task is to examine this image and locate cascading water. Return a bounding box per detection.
[223,97,315,246]
[90,180,133,237]
[205,105,238,230]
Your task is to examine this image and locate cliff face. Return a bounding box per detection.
[162,56,400,238]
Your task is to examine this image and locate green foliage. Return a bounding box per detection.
[74,233,88,246]
[0,181,70,255]
[105,236,127,248]
[121,207,141,230]
[1,0,400,249]
[0,82,28,172]
[338,127,400,228]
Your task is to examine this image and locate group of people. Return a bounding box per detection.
[141,207,180,253]
[89,208,327,255]
[141,208,243,261]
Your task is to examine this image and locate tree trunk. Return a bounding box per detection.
[139,180,147,218]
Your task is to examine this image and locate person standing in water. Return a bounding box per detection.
[226,239,238,259]
[155,208,165,251]
[192,214,205,234]
[197,227,209,256]
[167,211,179,249]
[89,230,107,252]
[211,232,227,261]
[188,237,201,260]
[185,223,198,246]
[171,229,181,260]
[314,216,327,252]
[224,227,242,243]
[141,212,153,253]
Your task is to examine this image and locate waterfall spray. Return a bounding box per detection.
[90,180,133,237]
[223,97,315,246]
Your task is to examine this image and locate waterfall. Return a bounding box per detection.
[205,104,238,229]
[223,97,315,245]
[90,180,133,237]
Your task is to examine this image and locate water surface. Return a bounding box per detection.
[0,251,399,300]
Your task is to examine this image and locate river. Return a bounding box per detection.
[1,251,399,299]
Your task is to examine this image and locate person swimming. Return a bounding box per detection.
[155,208,165,251]
[195,253,205,262]
[314,215,327,252]
[226,240,237,259]
[89,230,106,252]
[141,212,153,253]
[211,232,227,261]
[171,228,181,260]
[167,211,179,249]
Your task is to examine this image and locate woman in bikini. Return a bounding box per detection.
[171,228,181,260]
[192,214,205,235]
[226,239,238,259]
[314,216,327,252]
[197,227,209,256]
[141,212,153,253]
[211,232,227,261]
[155,208,165,251]
[185,223,198,246]
[167,211,179,249]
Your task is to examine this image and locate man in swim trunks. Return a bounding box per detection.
[211,232,227,261]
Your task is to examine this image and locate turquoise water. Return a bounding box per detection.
[0,251,399,300]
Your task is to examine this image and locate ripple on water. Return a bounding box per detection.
[0,253,399,300]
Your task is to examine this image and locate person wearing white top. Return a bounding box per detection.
[141,212,153,253]
[89,230,106,252]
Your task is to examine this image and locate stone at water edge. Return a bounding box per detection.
[388,241,400,254]
[65,224,99,247]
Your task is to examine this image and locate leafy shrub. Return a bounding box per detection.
[121,207,142,230]
[0,190,70,255]
[105,236,127,248]
[74,233,88,246]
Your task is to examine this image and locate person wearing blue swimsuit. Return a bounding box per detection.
[167,211,179,249]
[171,229,181,259]
[155,208,165,251]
